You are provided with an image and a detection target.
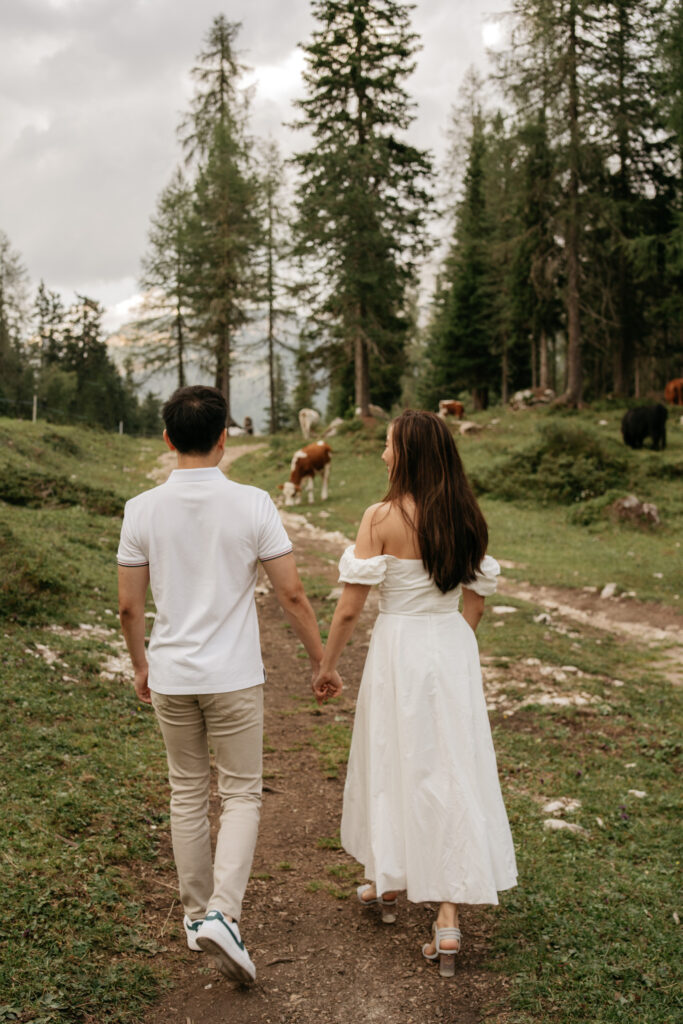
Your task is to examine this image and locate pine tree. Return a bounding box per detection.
[138,168,196,388]
[422,107,497,410]
[0,230,32,416]
[62,295,126,428]
[33,281,66,367]
[292,0,432,417]
[181,16,261,421]
[258,140,296,432]
[587,0,675,395]
[498,0,601,405]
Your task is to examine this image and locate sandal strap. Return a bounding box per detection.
[435,926,462,951]
[357,884,379,906]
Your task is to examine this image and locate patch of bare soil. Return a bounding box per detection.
[498,578,683,686]
[139,516,509,1024]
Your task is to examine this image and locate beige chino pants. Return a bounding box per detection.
[151,685,263,923]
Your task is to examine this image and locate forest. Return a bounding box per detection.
[0,0,681,431]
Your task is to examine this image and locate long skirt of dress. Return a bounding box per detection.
[340,610,518,905]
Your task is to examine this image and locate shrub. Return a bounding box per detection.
[0,521,73,622]
[0,467,122,516]
[476,423,628,505]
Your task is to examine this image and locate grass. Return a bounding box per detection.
[1,409,681,1024]
[0,419,170,1022]
[230,406,683,605]
[230,408,682,1024]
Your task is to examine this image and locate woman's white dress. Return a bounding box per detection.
[339,547,518,905]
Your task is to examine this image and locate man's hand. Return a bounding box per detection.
[312,668,343,705]
[134,663,151,704]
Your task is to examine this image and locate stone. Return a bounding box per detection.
[610,493,660,527]
[600,582,618,599]
[543,819,589,836]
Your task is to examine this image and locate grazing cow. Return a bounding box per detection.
[664,378,683,405]
[280,441,332,506]
[438,399,465,420]
[298,408,320,440]
[621,404,667,450]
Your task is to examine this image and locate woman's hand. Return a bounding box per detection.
[312,668,343,704]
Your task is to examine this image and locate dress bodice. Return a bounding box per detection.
[338,546,500,616]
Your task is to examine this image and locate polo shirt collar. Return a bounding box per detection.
[168,467,223,482]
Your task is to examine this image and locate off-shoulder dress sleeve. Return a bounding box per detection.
[338,545,388,585]
[462,554,501,596]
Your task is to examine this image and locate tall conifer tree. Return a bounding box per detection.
[138,168,196,389]
[293,0,432,417]
[181,16,261,421]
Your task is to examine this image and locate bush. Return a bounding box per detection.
[0,467,122,516]
[0,521,73,622]
[475,423,628,505]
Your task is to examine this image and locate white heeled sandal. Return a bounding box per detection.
[422,921,462,977]
[356,883,398,924]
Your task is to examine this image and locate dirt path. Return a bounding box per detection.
[136,460,681,1021]
[147,443,265,484]
[139,513,508,1024]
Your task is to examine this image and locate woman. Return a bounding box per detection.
[314,410,517,977]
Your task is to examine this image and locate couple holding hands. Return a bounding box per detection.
[118,386,516,985]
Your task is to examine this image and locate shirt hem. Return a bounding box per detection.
[259,546,293,562]
[149,676,265,696]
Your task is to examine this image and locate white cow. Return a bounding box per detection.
[298,408,320,439]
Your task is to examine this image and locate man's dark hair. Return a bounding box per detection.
[162,386,227,454]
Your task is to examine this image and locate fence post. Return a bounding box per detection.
[118,420,124,435]
[32,394,38,423]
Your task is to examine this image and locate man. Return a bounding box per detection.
[118,385,341,984]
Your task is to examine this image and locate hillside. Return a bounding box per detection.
[0,408,681,1024]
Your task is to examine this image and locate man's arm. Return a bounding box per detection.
[261,552,342,704]
[118,564,151,704]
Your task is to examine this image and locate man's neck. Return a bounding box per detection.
[175,451,223,470]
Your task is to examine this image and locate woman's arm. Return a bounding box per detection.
[462,588,485,631]
[312,505,383,701]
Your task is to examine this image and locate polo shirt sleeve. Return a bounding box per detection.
[258,494,292,562]
[117,500,149,566]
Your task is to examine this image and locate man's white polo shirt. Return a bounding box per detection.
[117,467,291,695]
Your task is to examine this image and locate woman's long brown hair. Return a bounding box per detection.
[384,410,488,594]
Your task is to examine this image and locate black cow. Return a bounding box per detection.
[621,404,667,450]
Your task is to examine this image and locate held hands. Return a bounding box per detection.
[311,666,343,705]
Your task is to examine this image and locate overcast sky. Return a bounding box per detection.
[0,0,505,331]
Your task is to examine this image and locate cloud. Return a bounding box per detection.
[0,0,501,306]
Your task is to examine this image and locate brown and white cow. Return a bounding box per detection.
[280,441,332,506]
[298,408,320,439]
[664,378,683,405]
[438,399,465,420]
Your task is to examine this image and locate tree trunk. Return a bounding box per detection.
[561,5,583,408]
[471,386,489,411]
[266,189,276,433]
[176,308,185,389]
[531,332,537,390]
[354,331,370,416]
[215,329,231,425]
[539,329,549,389]
[501,337,509,405]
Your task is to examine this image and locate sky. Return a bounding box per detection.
[0,0,506,335]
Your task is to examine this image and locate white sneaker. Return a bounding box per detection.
[183,915,203,952]
[195,910,256,984]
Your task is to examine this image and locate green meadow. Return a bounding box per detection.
[0,407,681,1023]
